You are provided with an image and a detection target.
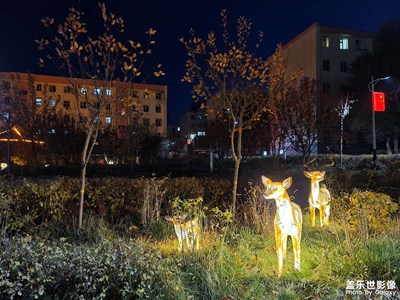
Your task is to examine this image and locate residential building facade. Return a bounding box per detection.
[280,22,375,152]
[0,72,168,137]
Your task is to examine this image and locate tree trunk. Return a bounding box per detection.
[231,128,243,216]
[209,147,214,173]
[78,163,87,230]
[386,136,392,155]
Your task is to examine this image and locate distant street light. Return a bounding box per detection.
[368,76,390,162]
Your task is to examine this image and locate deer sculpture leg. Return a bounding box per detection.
[165,215,201,253]
[309,205,316,227]
[262,176,303,277]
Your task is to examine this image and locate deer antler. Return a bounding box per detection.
[303,156,317,171]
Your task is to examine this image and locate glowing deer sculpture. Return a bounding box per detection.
[261,176,302,276]
[165,214,200,252]
[304,157,334,227]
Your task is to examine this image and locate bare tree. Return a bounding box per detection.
[181,10,269,214]
[284,77,319,160]
[37,3,163,229]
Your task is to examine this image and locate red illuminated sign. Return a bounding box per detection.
[373,92,385,111]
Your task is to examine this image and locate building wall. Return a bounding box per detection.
[0,72,168,137]
[179,109,207,138]
[281,23,318,79]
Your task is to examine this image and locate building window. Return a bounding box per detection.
[190,115,195,120]
[322,35,330,47]
[80,88,87,94]
[156,92,162,99]
[322,59,330,71]
[340,61,348,73]
[155,105,161,113]
[322,82,330,94]
[132,91,138,98]
[143,105,149,112]
[80,102,87,109]
[63,101,71,110]
[106,103,111,110]
[340,37,349,50]
[143,118,150,126]
[105,116,112,124]
[118,125,126,130]
[355,39,364,50]
[35,98,42,107]
[3,112,9,120]
[49,99,56,107]
[36,84,42,92]
[106,89,112,96]
[155,119,162,127]
[49,85,56,92]
[19,90,27,95]
[64,86,71,94]
[94,88,101,95]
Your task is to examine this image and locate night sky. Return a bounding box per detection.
[1,0,400,125]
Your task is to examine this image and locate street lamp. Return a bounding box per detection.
[368,75,390,162]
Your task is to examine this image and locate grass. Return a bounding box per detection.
[147,214,400,299]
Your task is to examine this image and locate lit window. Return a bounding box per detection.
[155,105,161,113]
[156,92,162,99]
[3,112,9,119]
[63,101,70,109]
[49,99,56,107]
[49,85,56,92]
[322,36,330,48]
[340,38,349,50]
[106,103,111,110]
[80,102,87,109]
[143,105,149,112]
[155,119,162,127]
[80,88,87,94]
[35,98,42,107]
[49,129,56,134]
[94,88,101,95]
[322,59,330,71]
[143,118,150,126]
[340,61,348,73]
[105,116,111,124]
[106,89,112,96]
[197,131,206,136]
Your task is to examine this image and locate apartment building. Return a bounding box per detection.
[0,72,168,137]
[280,22,375,152]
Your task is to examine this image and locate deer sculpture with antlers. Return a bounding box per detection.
[261,176,302,276]
[303,156,334,227]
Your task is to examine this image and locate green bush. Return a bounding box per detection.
[0,176,233,234]
[332,189,399,238]
[0,236,184,299]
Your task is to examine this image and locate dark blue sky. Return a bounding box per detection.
[1,0,400,125]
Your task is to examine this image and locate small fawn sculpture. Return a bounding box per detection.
[262,176,302,276]
[165,214,200,252]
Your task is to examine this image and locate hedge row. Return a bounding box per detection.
[0,236,183,299]
[0,176,232,232]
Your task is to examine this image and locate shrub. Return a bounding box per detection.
[0,236,184,299]
[333,189,399,239]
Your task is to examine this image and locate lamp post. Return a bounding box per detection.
[368,75,390,162]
